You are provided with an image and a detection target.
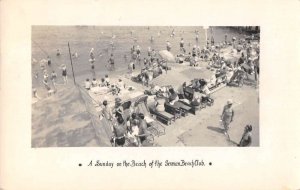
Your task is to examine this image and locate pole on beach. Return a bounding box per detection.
[203,26,209,45]
[68,42,76,85]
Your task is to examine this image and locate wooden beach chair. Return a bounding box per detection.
[148,102,175,126]
[164,102,183,118]
[134,95,166,136]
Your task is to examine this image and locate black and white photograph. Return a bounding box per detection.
[2,0,300,189]
[31,26,260,147]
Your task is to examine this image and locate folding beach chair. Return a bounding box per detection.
[134,95,166,136]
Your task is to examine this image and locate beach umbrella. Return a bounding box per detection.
[158,50,176,63]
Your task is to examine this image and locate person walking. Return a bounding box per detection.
[221,99,234,139]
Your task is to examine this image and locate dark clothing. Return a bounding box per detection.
[113,124,126,146]
[62,69,67,76]
[239,132,252,147]
[138,119,149,143]
[115,137,125,146]
[169,92,178,102]
[191,98,201,107]
[109,57,114,64]
[180,42,184,48]
[114,124,126,137]
[178,94,185,99]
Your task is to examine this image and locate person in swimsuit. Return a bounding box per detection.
[112,116,126,147]
[50,70,57,87]
[47,56,51,67]
[221,99,234,139]
[61,64,68,84]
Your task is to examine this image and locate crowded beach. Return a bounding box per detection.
[32,26,260,147]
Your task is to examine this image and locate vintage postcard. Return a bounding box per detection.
[1,0,299,190]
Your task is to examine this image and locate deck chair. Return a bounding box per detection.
[173,101,193,116]
[148,102,175,126]
[184,86,194,101]
[164,102,182,118]
[134,95,166,136]
[182,87,204,114]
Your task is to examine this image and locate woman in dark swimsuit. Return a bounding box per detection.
[61,64,68,84]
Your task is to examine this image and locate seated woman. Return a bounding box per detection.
[91,78,98,87]
[85,78,91,90]
[207,71,217,89]
[168,88,179,105]
[153,97,166,113]
[177,82,187,99]
[99,78,106,87]
[190,94,202,108]
[144,84,160,95]
[199,82,214,106]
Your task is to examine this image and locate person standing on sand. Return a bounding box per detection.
[166,41,172,52]
[112,116,126,147]
[47,56,51,67]
[148,47,152,57]
[50,70,57,87]
[108,54,115,71]
[89,48,95,63]
[56,49,61,56]
[221,99,234,139]
[32,88,41,100]
[180,38,185,53]
[150,36,154,43]
[136,45,141,65]
[60,64,68,84]
[171,29,175,38]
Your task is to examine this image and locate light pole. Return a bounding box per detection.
[203,26,209,46]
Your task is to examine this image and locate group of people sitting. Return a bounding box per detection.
[84,74,126,95]
[145,79,214,116]
[132,56,168,87]
[207,39,260,87]
[100,98,151,147]
[176,45,211,66]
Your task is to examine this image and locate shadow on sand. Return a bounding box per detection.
[207,126,239,146]
[207,126,224,134]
